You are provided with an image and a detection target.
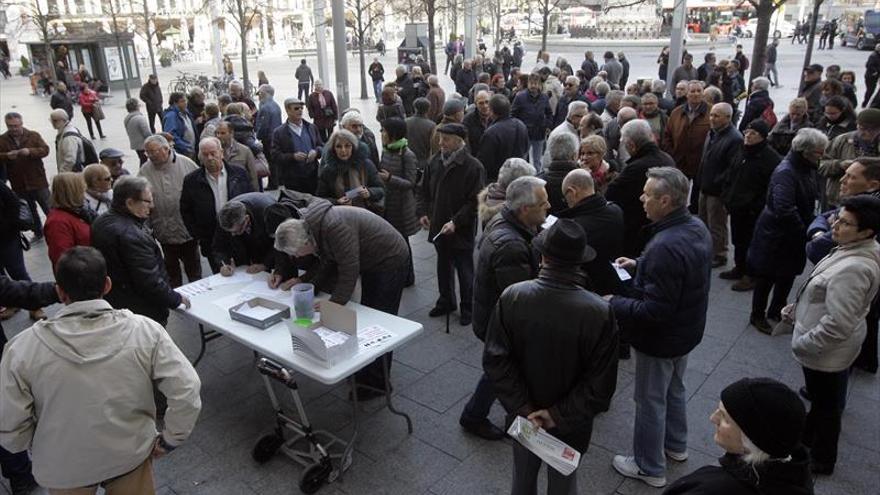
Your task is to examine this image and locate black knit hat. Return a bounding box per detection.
[381,117,408,142]
[720,377,806,458]
[746,119,771,139]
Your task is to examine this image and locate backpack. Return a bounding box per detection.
[62,130,99,172]
[761,102,778,128]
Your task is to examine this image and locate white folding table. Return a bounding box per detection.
[174,272,423,493]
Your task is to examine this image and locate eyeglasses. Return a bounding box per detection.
[834,218,858,228]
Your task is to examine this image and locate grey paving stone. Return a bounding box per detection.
[400,359,483,414]
[686,334,735,375]
[838,397,880,454]
[428,442,513,495]
[703,303,750,343]
[812,442,880,495]
[395,330,475,373]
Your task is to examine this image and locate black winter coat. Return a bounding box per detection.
[271,120,323,193]
[721,141,782,213]
[210,192,278,270]
[180,164,253,252]
[748,152,818,278]
[663,449,814,495]
[511,90,552,141]
[455,69,477,97]
[610,208,713,358]
[484,267,619,451]
[557,194,625,296]
[91,209,182,325]
[139,82,163,114]
[462,109,489,157]
[396,73,416,115]
[416,148,485,251]
[699,125,744,196]
[0,274,58,353]
[477,116,529,183]
[472,207,540,341]
[605,142,676,257]
[738,90,773,132]
[537,160,578,216]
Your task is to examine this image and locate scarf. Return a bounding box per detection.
[68,206,98,225]
[385,138,408,151]
[318,91,326,108]
[441,145,466,168]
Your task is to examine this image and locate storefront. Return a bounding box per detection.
[25,32,140,91]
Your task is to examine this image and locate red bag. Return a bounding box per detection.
[761,102,778,128]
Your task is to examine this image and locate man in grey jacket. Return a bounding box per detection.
[601,51,623,89]
[0,247,201,493]
[123,98,152,165]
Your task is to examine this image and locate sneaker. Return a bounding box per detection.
[665,449,689,462]
[612,455,667,488]
[731,276,756,292]
[459,417,506,440]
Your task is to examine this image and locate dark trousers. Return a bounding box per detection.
[403,235,415,286]
[19,188,50,237]
[854,295,879,372]
[318,127,332,143]
[802,367,849,467]
[160,239,202,288]
[751,274,795,320]
[729,209,758,270]
[0,446,34,487]
[297,82,310,101]
[136,149,148,166]
[512,441,578,495]
[0,235,30,282]
[461,373,496,422]
[355,261,408,389]
[146,108,160,134]
[866,75,879,107]
[434,243,474,314]
[82,110,104,139]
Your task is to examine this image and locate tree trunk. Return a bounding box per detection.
[44,37,56,84]
[748,0,774,85]
[115,35,132,98]
[427,7,438,75]
[241,30,250,91]
[541,3,549,53]
[143,2,158,79]
[801,0,823,89]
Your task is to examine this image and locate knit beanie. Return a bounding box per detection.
[720,377,806,458]
[746,119,771,139]
[857,108,880,128]
[443,99,465,116]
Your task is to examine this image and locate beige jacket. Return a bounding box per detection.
[139,152,199,244]
[791,238,880,372]
[0,300,201,489]
[55,122,83,173]
[224,140,261,191]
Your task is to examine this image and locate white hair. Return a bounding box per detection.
[566,100,589,119]
[646,166,690,208]
[547,132,579,161]
[791,128,829,153]
[621,119,654,149]
[50,108,69,123]
[498,158,536,190]
[339,111,364,127]
[274,218,312,256]
[505,176,547,210]
[652,79,666,93]
[741,433,772,466]
[751,77,771,92]
[144,134,171,150]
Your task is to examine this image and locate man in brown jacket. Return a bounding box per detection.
[662,80,711,209]
[0,112,50,242]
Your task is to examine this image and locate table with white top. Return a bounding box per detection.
[173,270,424,493]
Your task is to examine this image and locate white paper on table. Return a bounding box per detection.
[207,271,255,288]
[213,293,253,311]
[313,326,351,347]
[542,214,558,230]
[241,281,288,301]
[235,304,281,320]
[358,324,393,350]
[175,279,211,297]
[612,263,632,281]
[507,416,581,476]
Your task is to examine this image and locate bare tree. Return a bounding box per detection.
[131,0,160,80]
[104,0,133,98]
[15,0,61,83]
[486,0,503,49]
[348,0,385,99]
[390,0,422,23]
[423,0,441,74]
[536,0,564,52]
[208,0,265,91]
[745,0,788,85]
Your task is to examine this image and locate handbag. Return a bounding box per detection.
[92,101,105,121]
[254,152,270,178]
[15,198,35,232]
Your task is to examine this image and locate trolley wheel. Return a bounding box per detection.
[299,460,332,494]
[252,434,284,464]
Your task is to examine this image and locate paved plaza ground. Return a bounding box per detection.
[0,36,878,495]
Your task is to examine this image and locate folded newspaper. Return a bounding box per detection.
[507,416,581,476]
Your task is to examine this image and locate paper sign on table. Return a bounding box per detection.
[507,416,581,476]
[358,325,393,349]
[175,279,211,297]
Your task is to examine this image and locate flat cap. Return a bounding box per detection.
[99,148,124,159]
[436,123,468,139]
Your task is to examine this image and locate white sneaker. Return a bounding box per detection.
[612,455,667,488]
[665,449,689,462]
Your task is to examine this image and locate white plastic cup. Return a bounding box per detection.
[292,283,315,320]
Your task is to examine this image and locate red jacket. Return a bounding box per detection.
[79,89,99,113]
[44,208,91,268]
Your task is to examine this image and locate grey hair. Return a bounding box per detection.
[751,77,771,91]
[788,97,808,111]
[258,84,275,96]
[327,129,360,150]
[396,65,406,74]
[4,111,23,121]
[565,75,579,86]
[617,107,638,125]
[645,166,690,208]
[125,98,139,112]
[606,90,625,105]
[621,119,654,149]
[562,168,595,193]
[198,136,222,155]
[144,134,171,150]
[580,135,608,155]
[687,80,706,90]
[111,176,150,211]
[50,108,69,123]
[596,81,610,96]
[273,218,312,256]
[497,158,536,190]
[566,100,589,119]
[791,128,829,153]
[314,79,323,87]
[218,201,248,232]
[547,131,579,161]
[703,86,723,105]
[505,176,547,210]
[228,79,243,90]
[427,75,439,85]
[652,79,666,93]
[712,102,733,117]
[339,110,364,127]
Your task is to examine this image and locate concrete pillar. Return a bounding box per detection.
[464,0,476,59]
[210,0,223,75]
[331,0,349,109]
[314,0,331,86]
[666,0,686,97]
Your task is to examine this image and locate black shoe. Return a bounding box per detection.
[9,475,38,495]
[719,267,743,280]
[810,461,835,475]
[459,417,506,440]
[429,305,455,317]
[799,386,812,401]
[459,312,472,326]
[750,315,772,335]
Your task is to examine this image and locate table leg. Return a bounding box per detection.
[382,353,413,433]
[337,375,360,483]
[192,324,222,367]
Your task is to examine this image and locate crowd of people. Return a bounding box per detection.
[0,41,878,495]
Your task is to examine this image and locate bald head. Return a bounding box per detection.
[709,102,733,130]
[562,168,596,207]
[617,107,638,126]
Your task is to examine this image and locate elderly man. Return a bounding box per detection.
[602,51,623,88]
[418,123,485,325]
[431,99,466,156]
[99,148,130,184]
[461,176,548,440]
[640,93,667,142]
[255,84,282,188]
[139,135,200,288]
[91,177,190,325]
[395,66,417,116]
[651,80,675,114]
[0,247,201,494]
[479,94,529,185]
[553,76,589,129]
[607,120,676,258]
[601,89,624,126]
[271,97,322,194]
[608,167,713,488]
[50,82,73,120]
[426,75,446,123]
[463,90,492,156]
[603,106,638,167]
[549,100,588,141]
[273,198,409,397]
[663,80,711,205]
[738,77,774,133]
[228,79,256,112]
[538,132,579,215]
[512,73,553,172]
[407,98,437,171]
[558,168,625,297]
[216,121,260,191]
[699,103,743,267]
[819,108,880,209]
[0,112,50,242]
[339,110,380,167]
[139,73,163,133]
[213,192,277,274]
[485,218,618,495]
[181,137,253,274]
[455,59,477,97]
[50,109,87,173]
[800,64,824,123]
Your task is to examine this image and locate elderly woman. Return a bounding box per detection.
[663,377,813,494]
[378,118,419,286]
[578,113,604,139]
[477,158,535,228]
[82,163,113,216]
[788,195,880,475]
[769,98,814,156]
[316,129,385,213]
[306,79,338,142]
[748,128,828,334]
[43,172,94,269]
[538,132,580,215]
[578,135,615,195]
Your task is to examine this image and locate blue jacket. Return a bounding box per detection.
[161,105,194,155]
[511,90,552,141]
[611,208,713,358]
[255,98,282,150]
[806,190,880,264]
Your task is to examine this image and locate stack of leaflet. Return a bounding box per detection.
[507,416,581,476]
[288,301,358,368]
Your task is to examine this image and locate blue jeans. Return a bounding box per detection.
[461,373,496,422]
[373,80,383,102]
[528,139,545,173]
[633,350,688,477]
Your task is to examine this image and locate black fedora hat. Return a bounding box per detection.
[532,219,596,265]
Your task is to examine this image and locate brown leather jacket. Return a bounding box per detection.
[661,103,710,178]
[0,129,50,192]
